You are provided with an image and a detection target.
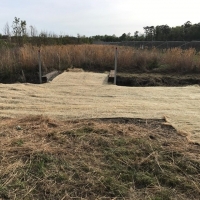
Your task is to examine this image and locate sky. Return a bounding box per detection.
[0,0,199,37]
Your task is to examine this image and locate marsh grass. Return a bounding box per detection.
[0,116,199,199]
[0,45,200,82]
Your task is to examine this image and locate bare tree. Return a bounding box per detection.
[3,22,11,36]
[30,25,38,37]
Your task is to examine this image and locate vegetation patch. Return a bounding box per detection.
[0,45,200,84]
[0,116,199,199]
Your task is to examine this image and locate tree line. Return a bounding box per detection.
[93,21,200,42]
[0,17,91,46]
[1,17,200,46]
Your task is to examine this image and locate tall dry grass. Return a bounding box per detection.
[161,48,199,72]
[0,44,200,77]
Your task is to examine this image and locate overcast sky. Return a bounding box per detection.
[0,0,199,37]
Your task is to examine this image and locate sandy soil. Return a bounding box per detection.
[0,71,200,143]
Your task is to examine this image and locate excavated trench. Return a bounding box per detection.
[115,73,200,87]
[1,68,200,87]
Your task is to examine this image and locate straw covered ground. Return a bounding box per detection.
[0,71,200,144]
[0,115,200,199]
[0,71,200,199]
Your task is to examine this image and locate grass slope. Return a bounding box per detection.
[0,116,199,199]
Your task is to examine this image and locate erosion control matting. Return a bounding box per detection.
[0,71,200,144]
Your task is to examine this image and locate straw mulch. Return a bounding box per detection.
[0,115,199,199]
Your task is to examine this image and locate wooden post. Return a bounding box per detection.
[114,47,118,85]
[58,53,61,70]
[21,70,26,82]
[38,49,42,84]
